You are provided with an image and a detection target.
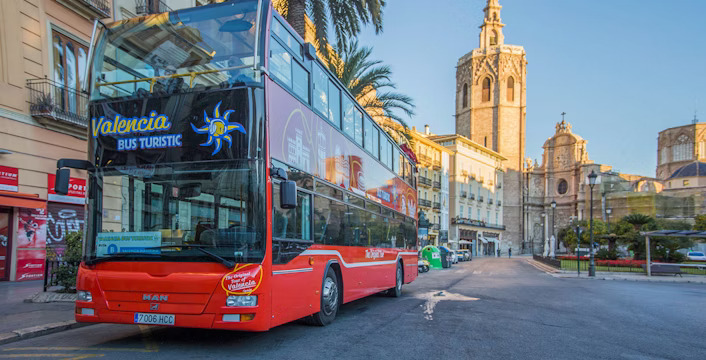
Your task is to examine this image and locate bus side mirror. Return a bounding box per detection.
[55,168,71,195]
[280,180,297,209]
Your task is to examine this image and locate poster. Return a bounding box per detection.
[46,203,85,248]
[0,166,18,192]
[0,212,9,277]
[95,232,161,256]
[16,208,47,249]
[15,249,45,281]
[47,174,86,205]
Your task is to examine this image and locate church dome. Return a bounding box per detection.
[667,162,706,179]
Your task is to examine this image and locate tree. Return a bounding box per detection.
[275,0,385,58]
[557,219,608,254]
[326,40,414,127]
[694,214,706,231]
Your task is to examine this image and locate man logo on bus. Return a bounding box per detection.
[191,101,245,155]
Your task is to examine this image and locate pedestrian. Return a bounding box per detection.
[508,248,512,258]
[497,248,500,257]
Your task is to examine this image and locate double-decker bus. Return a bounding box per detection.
[54,0,418,331]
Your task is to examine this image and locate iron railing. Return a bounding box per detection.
[460,191,467,198]
[135,0,173,14]
[479,196,484,202]
[419,199,432,208]
[452,217,506,230]
[44,259,80,292]
[431,224,440,231]
[433,181,441,189]
[28,78,88,128]
[433,202,441,210]
[498,200,502,206]
[79,0,111,17]
[419,177,432,187]
[489,198,494,205]
[470,193,476,200]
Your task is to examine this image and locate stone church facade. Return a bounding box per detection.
[455,0,527,252]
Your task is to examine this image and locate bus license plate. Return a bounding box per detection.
[134,313,175,326]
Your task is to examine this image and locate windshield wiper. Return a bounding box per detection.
[85,252,160,265]
[149,245,235,269]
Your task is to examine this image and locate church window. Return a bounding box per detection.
[659,149,668,165]
[557,179,568,195]
[490,30,498,46]
[493,12,497,21]
[672,134,693,162]
[484,136,488,147]
[482,77,491,102]
[462,83,468,108]
[506,77,514,101]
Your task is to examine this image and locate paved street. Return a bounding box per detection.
[1,258,704,359]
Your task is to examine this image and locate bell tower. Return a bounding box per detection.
[454,0,527,252]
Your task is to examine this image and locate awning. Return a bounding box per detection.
[483,238,499,244]
[459,240,472,245]
[480,238,488,243]
[0,190,46,209]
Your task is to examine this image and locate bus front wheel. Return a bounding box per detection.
[309,267,339,326]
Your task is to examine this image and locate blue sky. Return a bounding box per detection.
[356,0,706,177]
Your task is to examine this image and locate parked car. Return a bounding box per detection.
[449,250,459,264]
[686,251,706,261]
[457,249,471,261]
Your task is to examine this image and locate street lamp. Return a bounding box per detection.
[606,208,612,233]
[540,213,547,257]
[588,170,599,277]
[551,200,557,256]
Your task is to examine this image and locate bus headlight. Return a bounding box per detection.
[226,295,257,307]
[77,291,93,302]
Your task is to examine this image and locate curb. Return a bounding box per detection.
[550,273,706,284]
[24,292,77,303]
[526,259,560,274]
[0,321,93,346]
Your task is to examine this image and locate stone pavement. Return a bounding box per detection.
[0,280,84,344]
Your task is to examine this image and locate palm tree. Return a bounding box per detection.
[623,214,653,232]
[275,0,385,57]
[325,40,414,128]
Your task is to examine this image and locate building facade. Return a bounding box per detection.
[455,0,526,253]
[432,134,505,256]
[0,0,202,282]
[656,122,706,180]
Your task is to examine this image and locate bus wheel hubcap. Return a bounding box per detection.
[323,277,338,315]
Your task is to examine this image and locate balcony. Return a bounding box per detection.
[135,0,173,15]
[419,177,432,187]
[433,202,441,210]
[460,191,467,198]
[432,160,441,170]
[489,199,494,205]
[28,79,88,128]
[498,200,502,206]
[451,217,506,230]
[461,170,469,177]
[470,173,476,180]
[497,183,502,189]
[419,199,432,208]
[59,0,111,19]
[470,193,475,200]
[433,181,441,190]
[431,224,440,231]
[479,196,484,203]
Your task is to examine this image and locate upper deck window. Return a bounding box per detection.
[91,0,264,100]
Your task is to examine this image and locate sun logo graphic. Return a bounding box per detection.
[191,101,246,155]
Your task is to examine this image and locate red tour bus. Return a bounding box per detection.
[54,0,418,331]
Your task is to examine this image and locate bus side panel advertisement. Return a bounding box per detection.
[267,80,417,217]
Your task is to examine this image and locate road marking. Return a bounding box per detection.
[473,271,481,274]
[414,290,479,321]
[0,355,103,359]
[3,347,155,353]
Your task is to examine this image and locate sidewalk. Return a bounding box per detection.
[526,258,706,284]
[0,280,85,344]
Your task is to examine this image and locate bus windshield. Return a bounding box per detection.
[90,0,265,100]
[86,160,266,264]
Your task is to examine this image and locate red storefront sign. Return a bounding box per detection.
[47,174,86,205]
[15,249,45,282]
[0,166,19,192]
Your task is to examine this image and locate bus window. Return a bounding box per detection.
[313,64,328,117]
[315,181,343,200]
[273,184,311,241]
[342,96,355,139]
[329,81,341,128]
[364,116,374,153]
[269,39,292,88]
[292,62,309,103]
[366,201,381,214]
[380,135,388,168]
[354,108,363,145]
[372,127,380,159]
[272,17,301,58]
[392,150,399,175]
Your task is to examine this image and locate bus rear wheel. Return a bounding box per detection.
[387,262,403,297]
[309,267,339,326]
